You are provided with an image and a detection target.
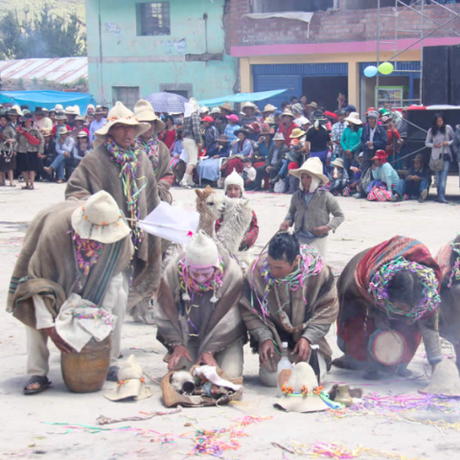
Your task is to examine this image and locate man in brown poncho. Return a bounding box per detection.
[133,99,174,203]
[239,232,338,385]
[7,191,134,394]
[154,231,246,378]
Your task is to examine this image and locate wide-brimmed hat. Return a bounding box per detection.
[273,132,285,141]
[290,128,306,139]
[216,134,229,143]
[54,104,64,111]
[226,114,239,123]
[34,106,45,116]
[344,112,363,125]
[65,105,80,116]
[77,131,89,138]
[57,127,73,135]
[263,104,277,113]
[210,107,221,115]
[331,158,345,169]
[21,113,34,123]
[133,99,166,132]
[412,154,425,163]
[308,102,319,109]
[74,115,86,123]
[71,190,131,244]
[95,105,105,115]
[296,116,310,126]
[281,110,295,119]
[104,355,153,402]
[241,102,257,111]
[246,122,261,132]
[41,128,51,137]
[55,110,67,121]
[419,360,460,397]
[290,157,329,185]
[274,363,329,413]
[234,128,250,137]
[185,230,220,268]
[219,102,233,112]
[95,101,150,141]
[200,105,210,114]
[7,105,22,117]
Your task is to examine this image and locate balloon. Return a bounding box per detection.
[364,66,378,78]
[378,62,394,75]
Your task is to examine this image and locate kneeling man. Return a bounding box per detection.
[239,232,338,385]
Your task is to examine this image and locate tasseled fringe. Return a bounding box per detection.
[182,291,191,301]
[210,274,219,303]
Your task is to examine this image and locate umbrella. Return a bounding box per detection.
[144,92,187,114]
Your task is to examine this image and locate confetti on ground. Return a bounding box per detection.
[129,346,160,354]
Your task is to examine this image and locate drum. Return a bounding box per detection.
[368,329,407,366]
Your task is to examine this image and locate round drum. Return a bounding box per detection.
[368,329,407,366]
[61,335,112,393]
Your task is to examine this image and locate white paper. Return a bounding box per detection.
[193,365,242,391]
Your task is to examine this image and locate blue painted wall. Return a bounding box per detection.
[86,0,237,107]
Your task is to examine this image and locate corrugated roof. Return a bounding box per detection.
[0,57,88,84]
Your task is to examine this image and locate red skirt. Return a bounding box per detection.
[221,158,244,177]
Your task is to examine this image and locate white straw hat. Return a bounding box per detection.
[224,169,245,193]
[71,190,131,244]
[273,132,285,141]
[241,102,257,111]
[344,112,363,125]
[331,158,345,169]
[94,101,150,140]
[263,104,277,113]
[133,99,166,132]
[289,157,329,185]
[419,360,460,397]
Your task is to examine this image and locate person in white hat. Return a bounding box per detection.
[66,101,163,332]
[7,191,134,394]
[279,110,299,147]
[65,106,80,127]
[279,157,344,259]
[261,104,277,122]
[34,107,53,132]
[155,230,246,379]
[51,110,71,139]
[329,157,349,196]
[133,99,174,203]
[239,232,339,387]
[89,105,107,144]
[44,126,76,183]
[341,111,363,179]
[240,102,258,127]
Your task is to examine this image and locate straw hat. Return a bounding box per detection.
[200,105,210,114]
[296,116,310,126]
[133,99,166,132]
[308,102,319,109]
[419,360,460,397]
[273,132,285,142]
[41,128,51,137]
[219,102,233,112]
[263,104,277,113]
[71,190,131,244]
[184,230,220,268]
[344,112,363,125]
[104,355,153,402]
[281,110,295,119]
[290,128,306,139]
[412,154,425,163]
[65,105,80,116]
[234,128,250,137]
[95,101,150,140]
[224,169,245,193]
[54,104,64,111]
[7,105,22,117]
[274,363,328,413]
[95,105,105,115]
[241,102,257,111]
[331,158,345,169]
[210,107,221,115]
[57,127,73,135]
[77,131,89,138]
[290,157,329,185]
[55,110,67,121]
[74,115,86,123]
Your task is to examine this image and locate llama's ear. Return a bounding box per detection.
[195,189,204,199]
[204,185,213,193]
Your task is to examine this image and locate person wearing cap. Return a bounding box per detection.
[278,110,299,147]
[34,107,53,131]
[216,170,259,250]
[89,106,107,143]
[361,109,387,175]
[340,112,363,178]
[181,98,203,188]
[367,150,400,201]
[201,115,219,152]
[51,110,72,139]
[37,129,56,182]
[6,106,21,130]
[344,105,357,118]
[44,126,75,183]
[0,113,17,187]
[155,230,246,379]
[133,99,174,202]
[239,232,339,386]
[280,157,344,258]
[334,236,443,381]
[393,154,430,203]
[223,114,241,143]
[15,113,45,190]
[66,101,163,336]
[240,102,258,127]
[306,110,332,174]
[331,110,347,161]
[7,191,134,394]
[329,158,349,196]
[197,134,232,184]
[253,132,289,192]
[219,102,233,118]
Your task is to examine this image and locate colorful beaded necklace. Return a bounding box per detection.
[73,233,103,276]
[105,136,146,246]
[136,136,159,175]
[448,239,460,288]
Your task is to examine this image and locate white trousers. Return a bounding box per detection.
[295,235,328,260]
[25,273,129,377]
[182,138,198,166]
[175,339,245,379]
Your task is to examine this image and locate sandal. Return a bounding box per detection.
[9,184,16,187]
[21,185,31,190]
[56,180,64,184]
[24,375,52,395]
[29,184,35,190]
[106,365,120,382]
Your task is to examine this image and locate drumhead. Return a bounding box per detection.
[369,330,406,366]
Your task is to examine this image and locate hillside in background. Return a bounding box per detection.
[0,0,86,23]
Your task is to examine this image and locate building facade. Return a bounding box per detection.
[230,0,460,113]
[86,0,237,107]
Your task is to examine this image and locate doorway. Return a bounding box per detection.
[301,76,348,112]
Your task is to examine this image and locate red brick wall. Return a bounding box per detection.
[229,1,460,47]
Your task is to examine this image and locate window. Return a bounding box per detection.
[112,86,140,110]
[137,2,170,36]
[251,0,333,13]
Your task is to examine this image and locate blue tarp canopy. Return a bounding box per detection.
[0,90,97,114]
[197,89,287,107]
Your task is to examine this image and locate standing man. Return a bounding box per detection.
[361,110,387,174]
[239,232,338,385]
[181,98,202,188]
[89,106,107,144]
[133,99,174,203]
[65,102,163,379]
[331,109,347,160]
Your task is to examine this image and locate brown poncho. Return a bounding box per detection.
[65,144,162,307]
[154,254,246,358]
[239,250,338,360]
[155,140,174,203]
[7,201,134,328]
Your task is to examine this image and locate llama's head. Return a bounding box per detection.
[195,186,227,221]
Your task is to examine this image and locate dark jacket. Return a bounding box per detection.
[265,144,289,169]
[407,164,431,182]
[207,142,231,158]
[43,138,56,162]
[361,123,387,160]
